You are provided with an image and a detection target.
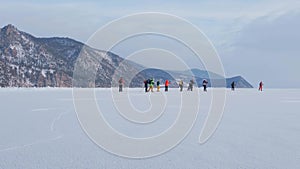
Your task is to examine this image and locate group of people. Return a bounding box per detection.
[144,79,169,92]
[144,79,209,92]
[118,77,264,92]
[178,79,196,92]
[119,77,210,93]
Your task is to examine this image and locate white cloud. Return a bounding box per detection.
[221,10,300,88]
[1,0,299,43]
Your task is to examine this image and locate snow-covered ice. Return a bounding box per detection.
[0,88,299,169]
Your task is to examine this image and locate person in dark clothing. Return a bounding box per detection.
[231,81,235,91]
[157,81,160,92]
[118,77,124,92]
[147,79,151,92]
[202,79,208,92]
[144,80,148,92]
[259,81,263,91]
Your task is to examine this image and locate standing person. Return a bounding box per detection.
[231,81,235,91]
[259,81,263,91]
[149,78,154,92]
[118,77,124,92]
[179,80,183,92]
[202,79,208,92]
[144,80,148,93]
[147,79,151,92]
[156,80,160,92]
[165,80,169,92]
[187,80,194,91]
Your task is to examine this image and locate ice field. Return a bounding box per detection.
[0,88,299,169]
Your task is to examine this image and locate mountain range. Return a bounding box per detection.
[0,24,253,88]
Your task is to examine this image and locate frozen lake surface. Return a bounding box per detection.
[0,88,299,169]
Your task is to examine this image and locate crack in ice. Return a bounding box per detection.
[0,108,73,153]
[50,108,73,132]
[0,135,63,152]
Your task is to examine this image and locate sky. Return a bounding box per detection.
[0,0,300,88]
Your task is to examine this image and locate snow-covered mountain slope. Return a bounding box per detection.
[0,24,252,88]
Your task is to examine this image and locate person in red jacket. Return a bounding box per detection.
[259,81,263,91]
[165,80,169,92]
